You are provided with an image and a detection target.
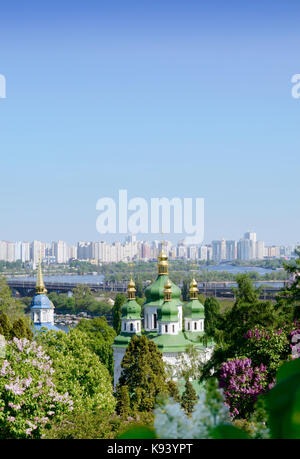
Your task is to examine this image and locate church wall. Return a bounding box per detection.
[143,306,158,331]
[113,346,126,389]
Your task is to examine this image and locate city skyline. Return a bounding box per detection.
[0,231,296,265]
[1,1,299,246]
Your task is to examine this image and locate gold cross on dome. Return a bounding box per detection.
[190,263,199,281]
[160,231,166,252]
[128,260,134,280]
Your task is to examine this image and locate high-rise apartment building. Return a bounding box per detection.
[21,241,31,262]
[54,240,69,264]
[188,246,198,260]
[31,240,45,265]
[244,231,257,259]
[199,245,208,261]
[141,242,151,260]
[212,239,226,262]
[68,245,77,260]
[77,241,93,260]
[225,240,237,261]
[237,239,252,261]
[256,241,265,260]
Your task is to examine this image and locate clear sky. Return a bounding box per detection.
[0,0,299,246]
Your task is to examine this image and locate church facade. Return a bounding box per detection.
[112,248,214,387]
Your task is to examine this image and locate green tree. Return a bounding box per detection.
[11,317,33,340]
[134,276,144,299]
[277,247,300,320]
[116,335,169,413]
[166,380,181,403]
[116,385,131,418]
[223,274,281,345]
[72,284,95,312]
[181,379,198,415]
[75,317,116,376]
[181,279,189,302]
[0,312,12,339]
[112,293,126,335]
[201,274,283,381]
[0,276,25,321]
[0,313,32,341]
[36,329,116,415]
[204,297,221,338]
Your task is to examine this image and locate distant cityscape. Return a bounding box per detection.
[0,232,298,267]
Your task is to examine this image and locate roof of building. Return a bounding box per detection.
[121,298,141,320]
[120,277,142,320]
[184,299,205,319]
[184,278,205,319]
[144,248,181,307]
[158,280,181,322]
[144,274,181,307]
[30,293,54,310]
[146,330,208,353]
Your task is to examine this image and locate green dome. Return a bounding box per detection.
[184,299,205,319]
[121,299,141,320]
[158,299,180,322]
[144,274,181,307]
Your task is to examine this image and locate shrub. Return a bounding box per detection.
[219,357,269,419]
[0,338,73,438]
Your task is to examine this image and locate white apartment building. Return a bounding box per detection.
[54,240,69,264]
[256,241,265,260]
[31,240,45,265]
[68,245,77,260]
[199,245,208,261]
[225,240,237,261]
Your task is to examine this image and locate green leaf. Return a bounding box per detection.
[117,426,156,439]
[211,424,250,439]
[264,359,300,439]
[276,358,300,384]
[289,387,300,439]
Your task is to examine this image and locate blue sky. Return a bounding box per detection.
[0,0,299,245]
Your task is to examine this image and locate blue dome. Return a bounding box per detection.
[30,294,54,310]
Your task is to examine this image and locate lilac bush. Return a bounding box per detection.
[289,329,300,359]
[219,357,269,419]
[0,337,73,438]
[241,325,290,382]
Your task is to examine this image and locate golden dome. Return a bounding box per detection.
[158,249,168,275]
[189,278,198,300]
[164,279,172,301]
[127,276,136,300]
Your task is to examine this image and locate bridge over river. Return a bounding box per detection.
[6,277,289,300]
